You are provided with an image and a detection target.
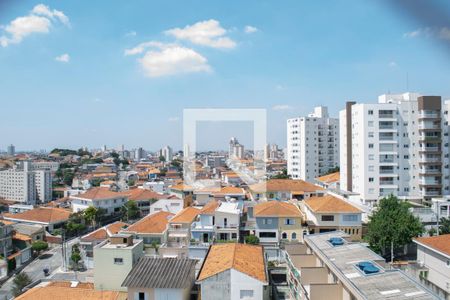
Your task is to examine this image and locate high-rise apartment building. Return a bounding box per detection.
[340,93,450,206]
[161,146,173,162]
[229,137,245,159]
[287,106,339,181]
[7,144,15,156]
[0,161,52,204]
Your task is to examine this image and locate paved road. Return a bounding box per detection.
[0,237,79,300]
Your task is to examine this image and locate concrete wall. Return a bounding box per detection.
[200,269,231,300]
[127,287,188,300]
[417,244,450,295]
[301,267,329,285]
[230,269,265,300]
[309,283,343,300]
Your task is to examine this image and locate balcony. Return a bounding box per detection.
[191,222,214,231]
[419,156,442,163]
[419,112,440,119]
[420,146,440,152]
[419,169,441,175]
[419,179,442,186]
[215,224,239,231]
[379,111,395,119]
[419,123,441,130]
[422,190,441,196]
[379,168,395,174]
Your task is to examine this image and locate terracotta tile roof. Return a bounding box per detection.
[170,207,200,224]
[414,234,450,257]
[304,195,361,213]
[15,281,125,300]
[124,211,173,234]
[213,186,245,196]
[198,243,267,283]
[81,221,128,242]
[249,179,323,193]
[316,172,340,184]
[0,220,15,226]
[254,201,302,217]
[170,183,193,191]
[13,232,31,242]
[127,188,166,201]
[3,207,71,224]
[74,187,128,201]
[200,200,220,215]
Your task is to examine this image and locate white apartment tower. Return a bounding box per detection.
[161,146,173,162]
[229,137,244,159]
[7,144,15,156]
[0,161,52,204]
[340,93,450,206]
[287,106,339,181]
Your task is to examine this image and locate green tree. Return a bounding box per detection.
[83,206,98,227]
[271,169,290,179]
[245,235,260,245]
[121,201,140,221]
[71,244,81,270]
[366,195,423,263]
[11,272,32,296]
[159,155,166,162]
[439,217,450,235]
[31,241,48,255]
[65,222,85,236]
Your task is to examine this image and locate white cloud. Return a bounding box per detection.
[388,61,397,68]
[244,25,258,34]
[165,19,236,49]
[0,4,69,47]
[55,53,70,62]
[124,41,173,56]
[138,45,211,78]
[272,104,292,111]
[404,27,450,41]
[168,117,179,122]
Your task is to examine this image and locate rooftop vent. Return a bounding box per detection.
[328,237,344,246]
[357,261,380,275]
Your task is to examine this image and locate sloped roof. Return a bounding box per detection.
[127,188,166,201]
[304,195,361,213]
[122,257,197,288]
[213,186,246,196]
[81,221,128,242]
[254,201,301,217]
[316,172,340,184]
[200,200,220,215]
[170,207,200,224]
[197,243,267,283]
[124,211,173,234]
[74,187,128,201]
[249,179,323,193]
[3,207,71,224]
[414,234,450,257]
[15,281,125,300]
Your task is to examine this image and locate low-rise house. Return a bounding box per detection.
[122,257,197,300]
[191,200,220,244]
[0,220,13,258]
[413,234,450,299]
[15,281,126,300]
[2,207,71,232]
[12,223,45,242]
[248,179,324,201]
[94,234,144,291]
[127,188,169,216]
[121,211,173,254]
[302,194,362,240]
[8,204,34,214]
[160,207,200,258]
[197,243,269,300]
[315,171,340,190]
[80,221,128,269]
[221,172,243,186]
[214,202,241,241]
[193,186,246,205]
[149,196,183,215]
[169,183,194,200]
[70,187,128,215]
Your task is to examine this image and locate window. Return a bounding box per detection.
[368,132,374,138]
[292,232,297,240]
[138,292,145,300]
[240,290,254,299]
[114,258,123,264]
[343,215,358,222]
[321,215,334,221]
[368,121,374,127]
[262,218,272,225]
[368,144,374,149]
[369,177,374,182]
[368,110,373,115]
[232,233,237,239]
[259,232,276,238]
[285,218,295,225]
[369,154,374,160]
[282,232,287,239]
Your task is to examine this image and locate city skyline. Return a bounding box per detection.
[1,1,450,150]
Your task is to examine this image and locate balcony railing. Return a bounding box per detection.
[419,112,440,118]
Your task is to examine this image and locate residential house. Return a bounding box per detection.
[12,223,45,242]
[315,172,340,190]
[15,281,126,300]
[169,183,194,200]
[94,234,144,291]
[193,186,246,205]
[248,179,324,201]
[2,207,71,232]
[149,196,183,215]
[191,200,219,244]
[302,194,363,240]
[122,257,197,300]
[221,172,243,186]
[413,234,450,299]
[80,221,128,269]
[121,211,173,254]
[127,188,172,216]
[70,187,128,215]
[214,202,241,242]
[160,207,200,258]
[197,243,269,300]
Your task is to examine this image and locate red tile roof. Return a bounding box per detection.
[74,187,128,201]
[124,211,174,234]
[3,207,71,224]
[414,234,450,257]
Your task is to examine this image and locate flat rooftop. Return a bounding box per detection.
[303,231,439,300]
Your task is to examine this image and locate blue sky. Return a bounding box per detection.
[1,0,450,151]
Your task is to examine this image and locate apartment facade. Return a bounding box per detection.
[340,93,450,206]
[287,106,339,181]
[0,161,52,204]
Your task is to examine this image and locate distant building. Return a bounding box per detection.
[70,187,128,215]
[229,137,244,159]
[135,147,146,161]
[205,155,226,168]
[161,146,173,162]
[287,106,339,181]
[2,207,70,232]
[0,161,52,204]
[7,144,15,156]
[94,234,144,291]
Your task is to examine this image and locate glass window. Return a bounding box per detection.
[321,215,334,221]
[240,290,254,299]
